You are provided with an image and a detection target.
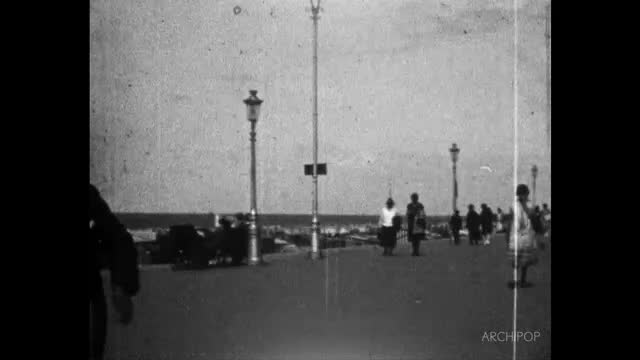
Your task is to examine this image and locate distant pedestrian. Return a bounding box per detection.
[466,204,482,246]
[531,206,547,250]
[406,193,426,256]
[449,210,463,245]
[508,184,539,288]
[90,184,140,360]
[505,207,514,248]
[542,203,551,237]
[495,208,504,233]
[215,216,247,265]
[379,198,400,256]
[480,204,494,246]
[531,206,545,236]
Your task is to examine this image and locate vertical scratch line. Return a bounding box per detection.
[334,254,339,316]
[512,1,520,360]
[325,245,329,319]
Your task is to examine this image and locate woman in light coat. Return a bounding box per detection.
[508,184,539,288]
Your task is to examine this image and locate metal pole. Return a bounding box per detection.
[452,163,457,212]
[310,1,321,260]
[248,120,261,265]
[450,144,459,213]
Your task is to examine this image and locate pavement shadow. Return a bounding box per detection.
[507,280,536,289]
[171,261,249,272]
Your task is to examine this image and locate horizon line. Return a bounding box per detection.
[114,212,454,217]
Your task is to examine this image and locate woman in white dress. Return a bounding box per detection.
[378,198,400,256]
[508,184,539,288]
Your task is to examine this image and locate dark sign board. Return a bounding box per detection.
[304,163,327,176]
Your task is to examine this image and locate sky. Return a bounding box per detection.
[90,0,551,215]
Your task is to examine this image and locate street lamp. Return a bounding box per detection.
[309,0,322,260]
[531,164,538,206]
[243,90,263,266]
[449,143,460,212]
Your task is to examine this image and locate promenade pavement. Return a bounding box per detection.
[103,234,550,360]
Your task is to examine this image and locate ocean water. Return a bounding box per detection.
[115,213,452,230]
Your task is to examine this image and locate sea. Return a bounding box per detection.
[115,213,451,230]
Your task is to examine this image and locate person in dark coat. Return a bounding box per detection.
[217,217,234,265]
[89,184,140,360]
[480,204,494,245]
[466,204,482,246]
[531,206,545,236]
[406,193,426,256]
[449,210,463,246]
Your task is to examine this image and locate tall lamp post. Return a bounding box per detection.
[244,90,263,266]
[309,0,322,260]
[531,165,538,207]
[449,143,460,212]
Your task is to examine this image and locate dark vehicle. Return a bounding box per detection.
[171,224,209,268]
[150,223,249,269]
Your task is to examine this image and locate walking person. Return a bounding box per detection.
[406,193,426,256]
[531,206,547,250]
[531,206,545,236]
[378,198,400,256]
[505,206,514,248]
[449,210,462,246]
[480,204,494,246]
[466,204,482,246]
[495,208,504,233]
[508,184,539,288]
[90,184,140,360]
[541,203,551,238]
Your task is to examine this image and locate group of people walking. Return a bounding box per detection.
[377,193,506,255]
[449,203,498,246]
[377,193,428,256]
[377,184,549,289]
[531,203,552,239]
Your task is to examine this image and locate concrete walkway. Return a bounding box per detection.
[104,235,550,360]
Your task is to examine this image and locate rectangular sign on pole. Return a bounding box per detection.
[304,163,327,176]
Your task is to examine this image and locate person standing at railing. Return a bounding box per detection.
[378,198,400,256]
[406,193,426,256]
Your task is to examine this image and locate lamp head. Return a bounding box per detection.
[243,90,263,122]
[449,143,460,163]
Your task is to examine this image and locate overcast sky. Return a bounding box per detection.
[90,0,551,215]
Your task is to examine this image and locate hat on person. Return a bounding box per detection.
[516,184,530,196]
